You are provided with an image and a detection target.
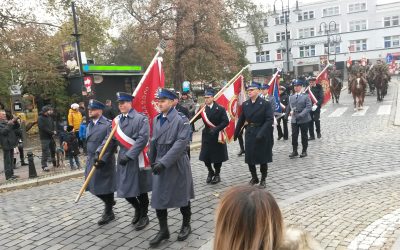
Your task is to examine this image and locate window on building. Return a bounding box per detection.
[384,16,399,27]
[263,19,268,27]
[298,27,315,38]
[384,36,400,48]
[260,35,269,44]
[299,45,316,58]
[322,6,340,17]
[256,51,270,62]
[275,12,289,25]
[349,39,367,52]
[276,49,284,60]
[349,20,367,31]
[324,43,341,54]
[276,31,290,41]
[349,2,367,13]
[298,11,315,21]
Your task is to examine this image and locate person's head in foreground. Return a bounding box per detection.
[214,185,322,250]
[214,185,283,250]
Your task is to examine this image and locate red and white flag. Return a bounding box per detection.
[211,75,244,143]
[113,57,165,169]
[304,86,318,105]
[316,65,331,106]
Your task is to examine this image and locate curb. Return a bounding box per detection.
[0,170,84,193]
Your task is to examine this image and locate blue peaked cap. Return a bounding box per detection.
[116,92,133,102]
[293,79,305,86]
[157,88,177,100]
[247,82,261,89]
[204,88,215,97]
[261,84,270,90]
[88,99,105,110]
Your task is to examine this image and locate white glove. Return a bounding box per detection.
[312,105,318,111]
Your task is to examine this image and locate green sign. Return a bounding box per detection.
[83,64,142,72]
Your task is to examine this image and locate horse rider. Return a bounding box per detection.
[285,79,312,158]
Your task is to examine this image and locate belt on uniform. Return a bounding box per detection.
[246,123,261,127]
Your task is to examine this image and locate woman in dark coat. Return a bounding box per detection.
[234,83,274,188]
[197,89,229,184]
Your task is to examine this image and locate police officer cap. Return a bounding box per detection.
[261,84,270,90]
[116,92,133,102]
[309,76,317,81]
[293,79,305,86]
[88,99,105,110]
[204,88,215,97]
[158,88,177,100]
[247,82,261,90]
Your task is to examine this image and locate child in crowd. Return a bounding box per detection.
[63,125,81,170]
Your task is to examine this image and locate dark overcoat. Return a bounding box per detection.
[235,96,274,164]
[85,115,116,195]
[198,102,229,163]
[149,108,194,209]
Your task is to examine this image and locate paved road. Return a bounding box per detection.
[0,81,399,250]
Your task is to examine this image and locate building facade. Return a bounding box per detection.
[235,0,400,80]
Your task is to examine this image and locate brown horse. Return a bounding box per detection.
[350,77,367,111]
[373,74,389,102]
[330,77,342,103]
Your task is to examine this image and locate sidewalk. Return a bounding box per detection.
[0,126,203,191]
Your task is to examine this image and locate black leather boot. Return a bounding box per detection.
[289,147,299,158]
[98,198,115,226]
[206,171,214,184]
[149,216,170,247]
[135,194,149,231]
[177,215,191,241]
[259,164,268,189]
[237,149,245,156]
[211,174,221,184]
[248,165,259,185]
[300,150,308,158]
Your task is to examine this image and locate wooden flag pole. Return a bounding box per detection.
[74,41,166,203]
[190,65,250,124]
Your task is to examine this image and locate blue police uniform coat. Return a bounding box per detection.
[285,93,312,124]
[149,108,194,209]
[85,115,116,195]
[235,96,274,164]
[113,109,152,198]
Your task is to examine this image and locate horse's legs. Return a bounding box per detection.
[353,94,357,110]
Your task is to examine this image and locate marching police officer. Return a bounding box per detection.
[260,84,276,112]
[234,82,274,189]
[112,92,152,231]
[196,89,229,184]
[277,86,289,140]
[285,80,312,158]
[85,99,116,225]
[149,89,194,247]
[308,77,324,140]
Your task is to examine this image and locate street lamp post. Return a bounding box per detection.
[272,0,301,75]
[319,21,338,65]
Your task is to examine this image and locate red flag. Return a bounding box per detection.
[316,66,331,106]
[132,58,165,132]
[113,57,165,170]
[214,75,244,143]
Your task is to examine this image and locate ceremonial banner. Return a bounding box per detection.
[214,75,244,143]
[316,65,331,106]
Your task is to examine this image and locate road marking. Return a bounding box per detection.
[348,208,400,250]
[320,108,327,114]
[377,105,391,115]
[328,107,348,117]
[352,106,369,116]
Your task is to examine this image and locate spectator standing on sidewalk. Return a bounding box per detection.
[38,105,57,171]
[63,125,81,170]
[0,110,20,180]
[68,103,83,151]
[103,100,117,120]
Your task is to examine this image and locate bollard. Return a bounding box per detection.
[27,152,38,178]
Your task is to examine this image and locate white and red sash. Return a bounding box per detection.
[201,110,226,144]
[112,115,150,169]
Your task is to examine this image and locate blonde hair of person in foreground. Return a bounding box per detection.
[214,185,322,250]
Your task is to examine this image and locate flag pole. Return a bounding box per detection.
[266,69,281,86]
[190,65,250,124]
[316,64,331,80]
[74,41,166,203]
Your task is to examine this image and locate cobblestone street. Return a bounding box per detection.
[0,81,400,250]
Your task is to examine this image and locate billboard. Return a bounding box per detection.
[61,42,80,77]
